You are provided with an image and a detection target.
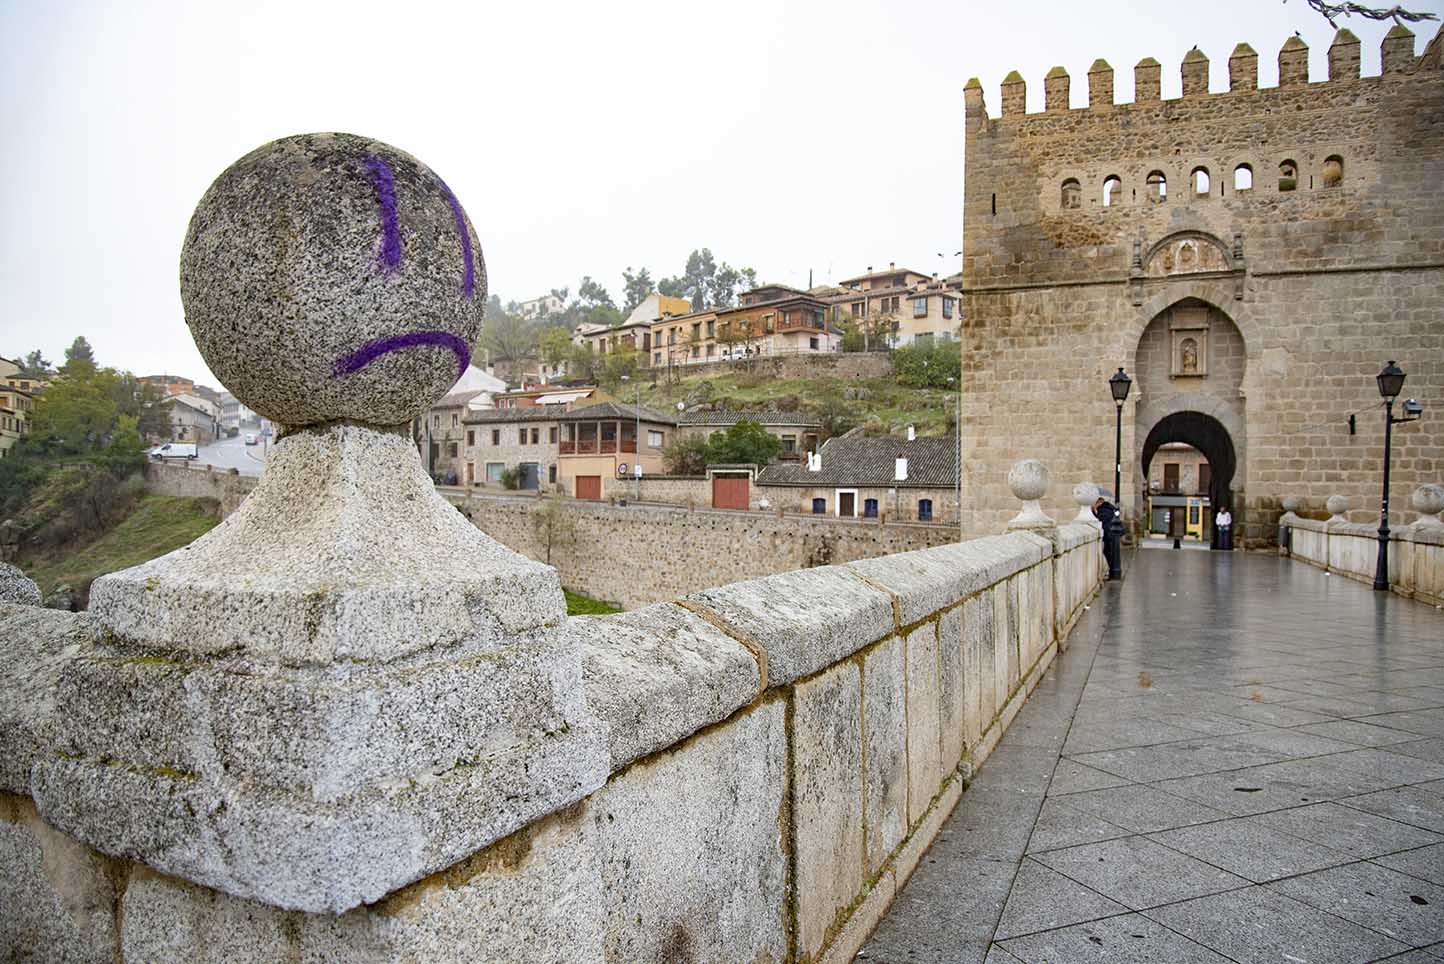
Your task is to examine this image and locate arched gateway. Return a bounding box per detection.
[1131,297,1246,548]
[958,38,1444,544]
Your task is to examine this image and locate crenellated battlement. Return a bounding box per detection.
[964,25,1443,120]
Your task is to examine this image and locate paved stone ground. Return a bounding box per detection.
[861,549,1444,964]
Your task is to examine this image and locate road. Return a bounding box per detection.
[193,433,270,476]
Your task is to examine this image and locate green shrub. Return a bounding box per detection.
[499,465,524,490]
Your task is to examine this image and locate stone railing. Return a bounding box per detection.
[1279,487,1444,606]
[0,134,1105,964]
[0,480,1102,964]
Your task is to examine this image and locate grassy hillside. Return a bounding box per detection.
[630,370,958,437]
[24,494,220,602]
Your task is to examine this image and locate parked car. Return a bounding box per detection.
[244,433,258,446]
[149,443,198,460]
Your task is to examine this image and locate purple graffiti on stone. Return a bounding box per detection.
[437,177,475,299]
[332,330,470,379]
[363,154,401,270]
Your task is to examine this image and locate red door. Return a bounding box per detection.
[575,476,602,501]
[712,475,749,510]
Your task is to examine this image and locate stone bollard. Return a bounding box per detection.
[1326,494,1350,524]
[1004,459,1055,532]
[1413,484,1444,530]
[1072,481,1102,527]
[1279,495,1301,554]
[30,133,606,915]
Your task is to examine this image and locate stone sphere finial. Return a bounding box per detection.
[1005,459,1055,531]
[1281,496,1301,514]
[1413,484,1444,528]
[1326,494,1350,522]
[1073,482,1101,525]
[1009,459,1050,502]
[181,133,486,428]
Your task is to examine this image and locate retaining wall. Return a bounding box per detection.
[0,521,1103,963]
[146,463,956,609]
[1283,515,1443,606]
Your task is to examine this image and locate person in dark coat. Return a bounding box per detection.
[1093,496,1120,575]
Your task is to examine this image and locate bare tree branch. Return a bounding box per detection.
[1293,0,1438,30]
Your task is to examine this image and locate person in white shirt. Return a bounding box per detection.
[1216,507,1233,550]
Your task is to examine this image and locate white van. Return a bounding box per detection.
[149,443,198,460]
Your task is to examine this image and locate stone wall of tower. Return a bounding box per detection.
[960,28,1444,545]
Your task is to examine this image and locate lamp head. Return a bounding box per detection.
[1377,360,1406,400]
[1108,367,1133,403]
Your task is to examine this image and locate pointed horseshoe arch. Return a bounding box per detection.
[1141,411,1237,549]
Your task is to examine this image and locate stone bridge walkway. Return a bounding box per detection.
[862,549,1444,963]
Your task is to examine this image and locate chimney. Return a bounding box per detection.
[889,262,896,270]
[906,424,916,441]
[808,451,821,472]
[895,455,909,482]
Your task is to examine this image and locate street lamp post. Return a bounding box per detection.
[1108,367,1132,507]
[1105,368,1133,581]
[1373,360,1424,591]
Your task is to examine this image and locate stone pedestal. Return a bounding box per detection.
[26,132,609,915]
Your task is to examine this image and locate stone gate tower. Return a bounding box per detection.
[959,27,1444,546]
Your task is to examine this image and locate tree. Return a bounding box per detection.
[64,336,95,366]
[716,316,763,369]
[621,267,654,314]
[705,421,783,467]
[657,249,760,311]
[480,308,537,362]
[893,342,962,389]
[538,327,573,372]
[533,489,576,565]
[18,350,51,377]
[577,276,616,313]
[1298,0,1436,30]
[662,433,709,476]
[599,349,640,390]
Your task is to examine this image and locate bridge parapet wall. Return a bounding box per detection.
[0,517,1102,963]
[1282,486,1444,605]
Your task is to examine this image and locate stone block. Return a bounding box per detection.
[687,566,893,685]
[33,647,608,915]
[962,592,994,751]
[0,793,117,964]
[863,635,907,876]
[120,803,605,964]
[0,562,41,606]
[938,607,966,775]
[906,624,943,825]
[0,605,93,795]
[90,426,565,666]
[574,603,761,772]
[844,534,1048,627]
[589,698,788,964]
[992,583,1011,723]
[793,660,864,960]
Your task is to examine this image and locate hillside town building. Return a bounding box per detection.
[557,402,675,500]
[159,392,219,444]
[818,264,964,348]
[756,430,961,523]
[958,27,1444,545]
[678,408,821,460]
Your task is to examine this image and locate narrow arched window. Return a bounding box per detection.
[1279,159,1297,192]
[1234,164,1253,192]
[1323,155,1343,188]
[1192,167,1210,195]
[1061,178,1081,209]
[1147,170,1167,201]
[1103,175,1122,207]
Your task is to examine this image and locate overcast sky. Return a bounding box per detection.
[2,0,1439,387]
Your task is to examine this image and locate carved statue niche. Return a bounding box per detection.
[1169,306,1209,377]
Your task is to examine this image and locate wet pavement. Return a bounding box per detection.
[861,549,1444,963]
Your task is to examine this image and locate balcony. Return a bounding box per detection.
[559,437,637,456]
